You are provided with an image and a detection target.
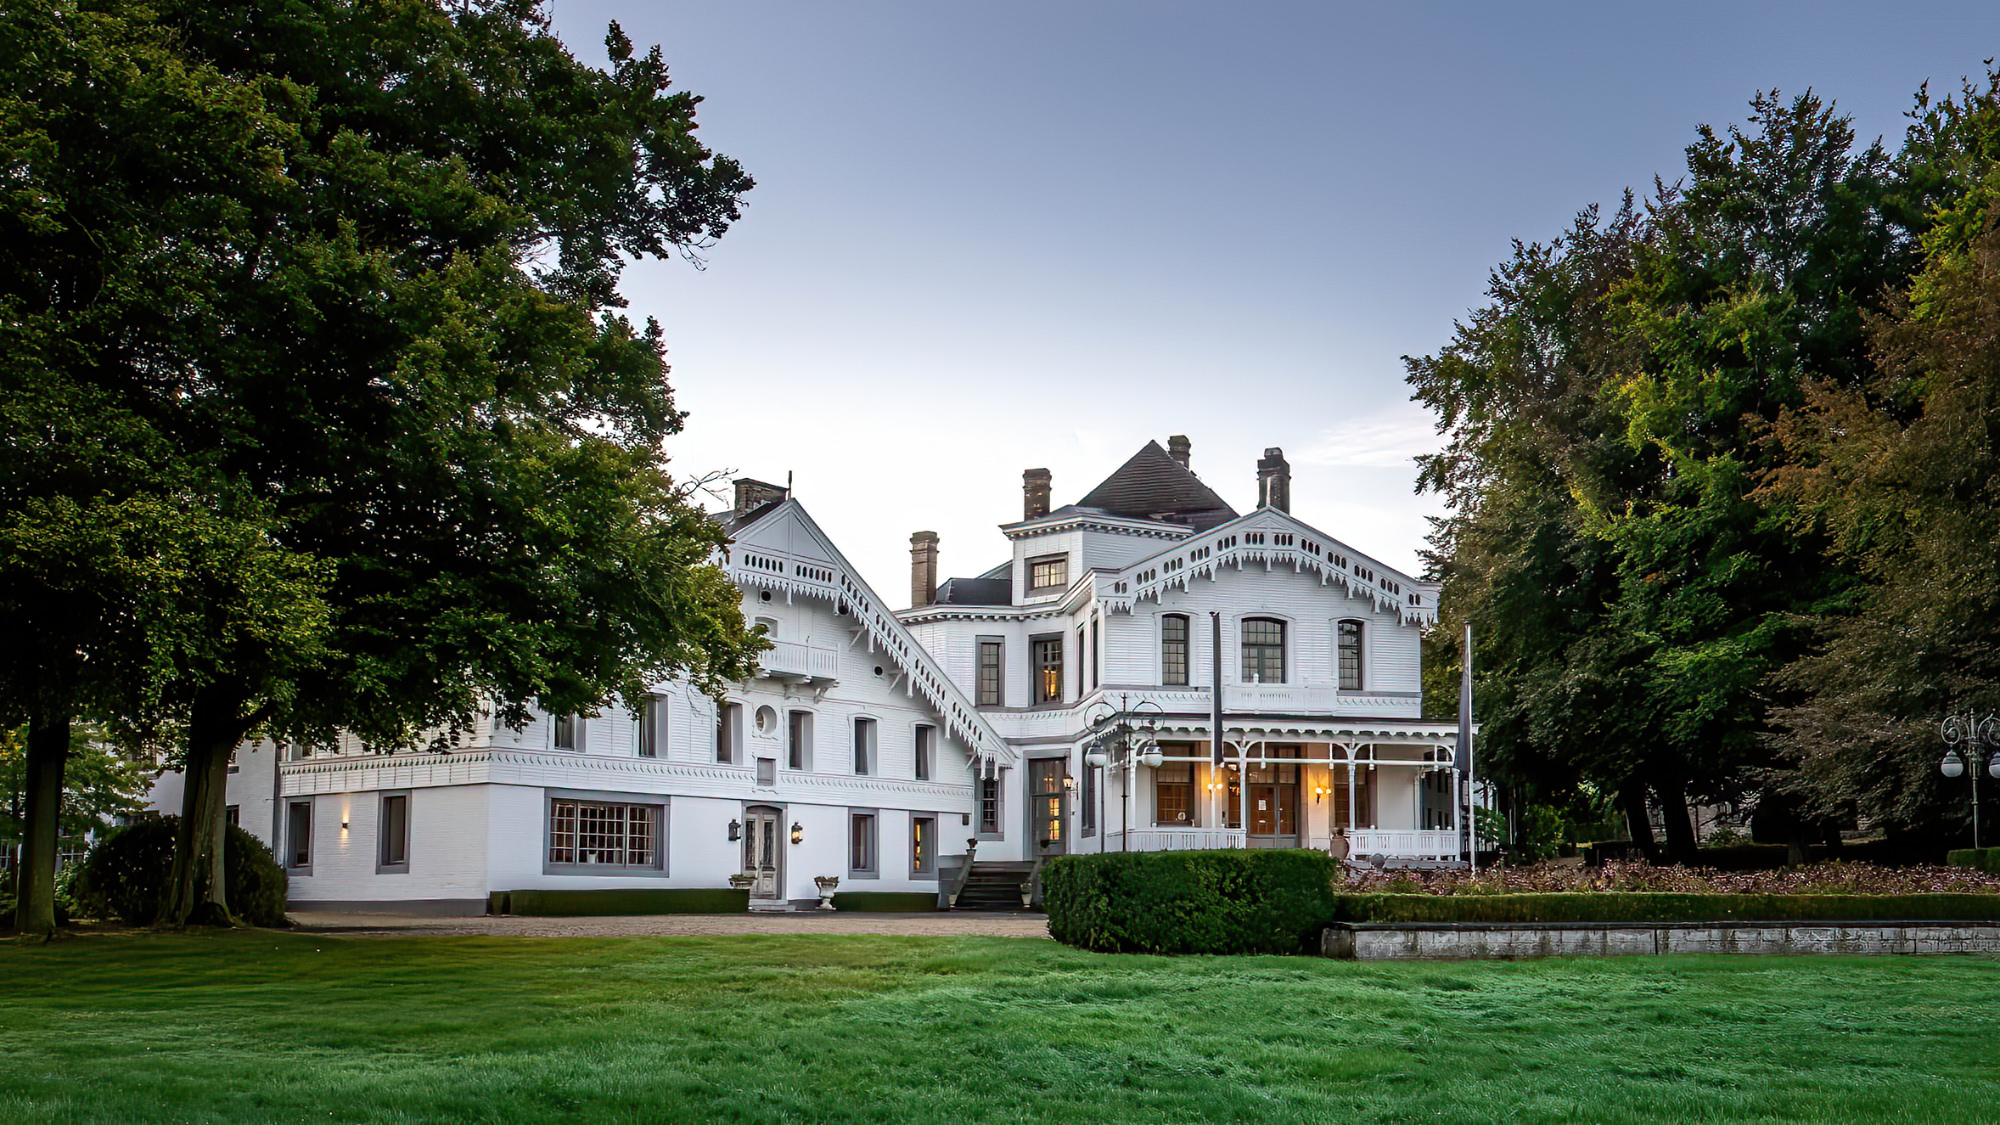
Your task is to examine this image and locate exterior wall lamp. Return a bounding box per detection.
[1940,712,2000,849]
[790,822,804,845]
[1312,784,1330,805]
[727,819,742,842]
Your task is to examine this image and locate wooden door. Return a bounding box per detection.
[1031,759,1068,854]
[744,806,782,898]
[1247,764,1300,848]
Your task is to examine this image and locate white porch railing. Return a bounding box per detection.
[1099,828,1462,859]
[757,640,840,680]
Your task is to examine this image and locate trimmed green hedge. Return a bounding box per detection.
[831,891,937,912]
[1043,849,1339,954]
[1331,892,2000,924]
[1948,848,2000,874]
[488,888,749,916]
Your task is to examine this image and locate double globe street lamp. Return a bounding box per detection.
[1939,711,2000,849]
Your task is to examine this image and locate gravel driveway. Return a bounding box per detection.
[289,910,1051,938]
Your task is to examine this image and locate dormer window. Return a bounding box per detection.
[1027,554,1068,594]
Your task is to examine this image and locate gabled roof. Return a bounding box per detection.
[723,499,1012,768]
[1075,441,1238,531]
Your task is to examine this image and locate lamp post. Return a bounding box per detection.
[1082,695,1164,852]
[1939,712,2000,849]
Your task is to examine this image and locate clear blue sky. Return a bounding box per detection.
[549,0,2000,602]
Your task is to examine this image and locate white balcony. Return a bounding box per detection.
[757,640,840,683]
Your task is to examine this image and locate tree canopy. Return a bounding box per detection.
[1,0,764,934]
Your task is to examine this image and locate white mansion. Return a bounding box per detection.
[164,438,1474,913]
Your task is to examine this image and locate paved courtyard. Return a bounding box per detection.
[289,910,1051,938]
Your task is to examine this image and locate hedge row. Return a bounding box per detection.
[1332,892,2000,924]
[1948,848,2000,874]
[1043,849,1338,954]
[488,888,749,916]
[831,891,937,912]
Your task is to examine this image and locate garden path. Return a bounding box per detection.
[288,911,1051,938]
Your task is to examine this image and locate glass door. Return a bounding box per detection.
[1031,759,1068,854]
[1246,764,1299,848]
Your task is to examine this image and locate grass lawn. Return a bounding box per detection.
[3,932,1998,1124]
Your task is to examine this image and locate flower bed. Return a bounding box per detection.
[1345,860,2000,896]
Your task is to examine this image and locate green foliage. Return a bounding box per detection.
[70,815,288,927]
[1331,892,2000,924]
[1043,849,1339,955]
[0,726,150,843]
[1949,848,2000,874]
[487,888,749,916]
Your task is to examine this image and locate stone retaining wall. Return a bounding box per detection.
[1322,920,2000,960]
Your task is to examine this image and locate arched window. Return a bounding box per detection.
[1160,614,1189,686]
[1337,619,1363,690]
[1241,618,1285,684]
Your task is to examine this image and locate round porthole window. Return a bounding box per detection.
[755,705,777,734]
[873,666,885,677]
[760,590,772,602]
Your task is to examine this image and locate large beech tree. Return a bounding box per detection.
[2,0,763,931]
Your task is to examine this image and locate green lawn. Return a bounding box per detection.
[3,932,1997,1124]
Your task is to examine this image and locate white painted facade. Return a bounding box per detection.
[154,441,1474,913]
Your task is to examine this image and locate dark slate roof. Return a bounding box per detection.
[935,576,1012,606]
[1074,441,1239,531]
[716,500,784,535]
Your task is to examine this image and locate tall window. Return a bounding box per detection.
[716,702,741,763]
[911,816,937,877]
[548,799,659,868]
[979,774,1002,836]
[977,639,1004,706]
[852,717,877,775]
[849,811,878,877]
[1241,618,1286,683]
[1081,762,1097,836]
[1032,635,1064,704]
[1160,614,1189,686]
[286,799,313,872]
[1337,619,1364,690]
[1090,619,1099,692]
[1077,624,1087,697]
[914,725,933,781]
[378,793,410,873]
[1027,554,1068,593]
[1154,763,1195,825]
[787,710,813,770]
[635,696,663,758]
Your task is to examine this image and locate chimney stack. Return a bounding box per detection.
[1023,468,1051,520]
[1256,448,1290,512]
[732,477,787,512]
[1167,434,1191,469]
[910,530,939,608]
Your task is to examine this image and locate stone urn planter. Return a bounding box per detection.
[727,873,755,892]
[813,875,840,911]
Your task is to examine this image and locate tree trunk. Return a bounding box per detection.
[1621,785,1660,863]
[1655,779,1700,864]
[163,684,252,928]
[12,710,71,938]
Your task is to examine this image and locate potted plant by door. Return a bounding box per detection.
[728,872,755,891]
[813,875,839,910]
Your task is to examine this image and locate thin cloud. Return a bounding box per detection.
[1298,405,1445,468]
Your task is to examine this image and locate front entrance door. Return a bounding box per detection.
[744,805,782,899]
[1030,758,1068,855]
[1246,764,1300,848]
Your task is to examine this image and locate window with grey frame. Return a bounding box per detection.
[1027,553,1068,593]
[1160,614,1190,686]
[635,695,664,758]
[1081,762,1097,836]
[914,725,933,781]
[848,810,878,878]
[1031,634,1063,705]
[553,712,582,752]
[976,638,1004,706]
[1241,618,1286,684]
[787,710,813,770]
[285,798,313,873]
[1337,619,1364,690]
[852,717,876,775]
[716,702,741,763]
[548,797,662,869]
[377,792,411,874]
[978,773,1003,837]
[1090,619,1099,692]
[911,815,937,878]
[1077,623,1087,697]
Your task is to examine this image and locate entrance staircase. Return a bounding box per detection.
[952,861,1038,911]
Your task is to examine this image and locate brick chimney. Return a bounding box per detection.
[1167,434,1191,469]
[1256,448,1290,512]
[1023,468,1051,520]
[732,477,787,512]
[910,530,939,608]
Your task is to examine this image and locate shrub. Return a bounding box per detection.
[71,814,289,927]
[1043,849,1338,955]
[1948,848,2000,875]
[1345,859,2000,895]
[487,888,749,915]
